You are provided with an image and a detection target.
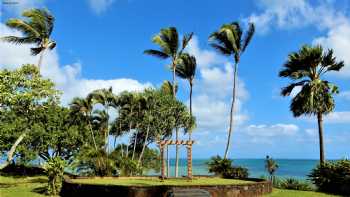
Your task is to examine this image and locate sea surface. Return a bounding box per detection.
[152,159,320,179]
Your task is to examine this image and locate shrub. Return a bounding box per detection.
[207,155,249,179]
[207,155,233,176]
[278,178,313,191]
[45,157,66,196]
[308,159,350,195]
[223,166,249,179]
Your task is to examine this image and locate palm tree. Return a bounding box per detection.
[1,8,56,70]
[209,22,255,159]
[70,97,98,151]
[265,155,279,182]
[144,27,193,177]
[279,45,344,164]
[176,53,197,140]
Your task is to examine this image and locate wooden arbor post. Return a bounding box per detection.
[158,140,194,179]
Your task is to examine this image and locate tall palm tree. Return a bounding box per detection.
[1,8,56,70]
[144,27,193,177]
[279,45,344,164]
[70,97,98,151]
[209,22,255,159]
[176,53,197,140]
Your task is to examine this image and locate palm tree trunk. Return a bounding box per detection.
[175,128,179,177]
[224,62,238,159]
[138,124,150,165]
[132,127,138,161]
[37,49,45,71]
[189,83,193,141]
[88,120,98,151]
[317,112,325,164]
[167,145,170,177]
[0,132,27,170]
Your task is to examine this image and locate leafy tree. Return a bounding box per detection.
[1,9,56,69]
[176,53,197,140]
[0,64,59,169]
[209,22,255,159]
[45,157,66,195]
[144,27,193,176]
[279,45,344,164]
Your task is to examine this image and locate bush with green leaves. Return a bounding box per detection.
[45,157,66,195]
[278,178,313,191]
[207,155,249,179]
[308,159,350,195]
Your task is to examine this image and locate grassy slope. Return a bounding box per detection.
[0,176,48,197]
[265,189,339,197]
[71,177,252,186]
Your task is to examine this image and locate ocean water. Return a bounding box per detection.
[153,159,319,179]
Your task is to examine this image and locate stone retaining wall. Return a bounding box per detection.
[60,178,272,197]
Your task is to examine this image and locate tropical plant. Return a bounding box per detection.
[223,166,249,179]
[265,155,279,181]
[45,157,66,195]
[278,178,313,191]
[308,159,350,195]
[176,53,197,140]
[1,8,56,70]
[209,22,255,159]
[279,45,344,164]
[0,64,59,170]
[70,97,98,151]
[207,155,233,176]
[144,27,193,177]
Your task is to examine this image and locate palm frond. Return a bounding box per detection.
[182,32,193,50]
[5,18,40,37]
[241,23,255,53]
[1,36,36,44]
[144,49,169,59]
[30,47,45,56]
[210,43,231,56]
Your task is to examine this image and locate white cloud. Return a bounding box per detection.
[88,0,115,14]
[1,0,45,16]
[0,23,151,105]
[305,128,317,136]
[244,124,299,137]
[248,0,350,77]
[302,111,350,124]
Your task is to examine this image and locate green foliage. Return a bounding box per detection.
[1,8,56,57]
[265,155,279,181]
[45,157,66,195]
[279,45,344,117]
[278,178,313,191]
[308,160,350,195]
[223,166,249,179]
[115,157,142,176]
[207,155,248,179]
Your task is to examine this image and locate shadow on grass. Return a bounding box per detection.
[31,186,47,194]
[0,183,17,188]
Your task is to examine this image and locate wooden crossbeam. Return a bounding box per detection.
[157,140,195,145]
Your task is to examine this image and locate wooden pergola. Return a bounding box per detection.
[157,140,194,179]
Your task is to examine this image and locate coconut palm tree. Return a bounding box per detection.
[279,45,344,164]
[144,27,193,177]
[1,8,56,70]
[209,22,255,159]
[70,97,98,151]
[176,53,197,140]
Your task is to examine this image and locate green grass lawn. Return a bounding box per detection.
[265,189,340,197]
[0,176,49,197]
[71,177,252,186]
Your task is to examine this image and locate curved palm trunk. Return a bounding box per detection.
[132,125,139,161]
[88,112,98,151]
[189,83,193,141]
[317,112,325,164]
[224,62,238,159]
[138,124,150,165]
[37,49,45,71]
[0,132,27,170]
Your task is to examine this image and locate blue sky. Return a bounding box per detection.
[1,0,349,159]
